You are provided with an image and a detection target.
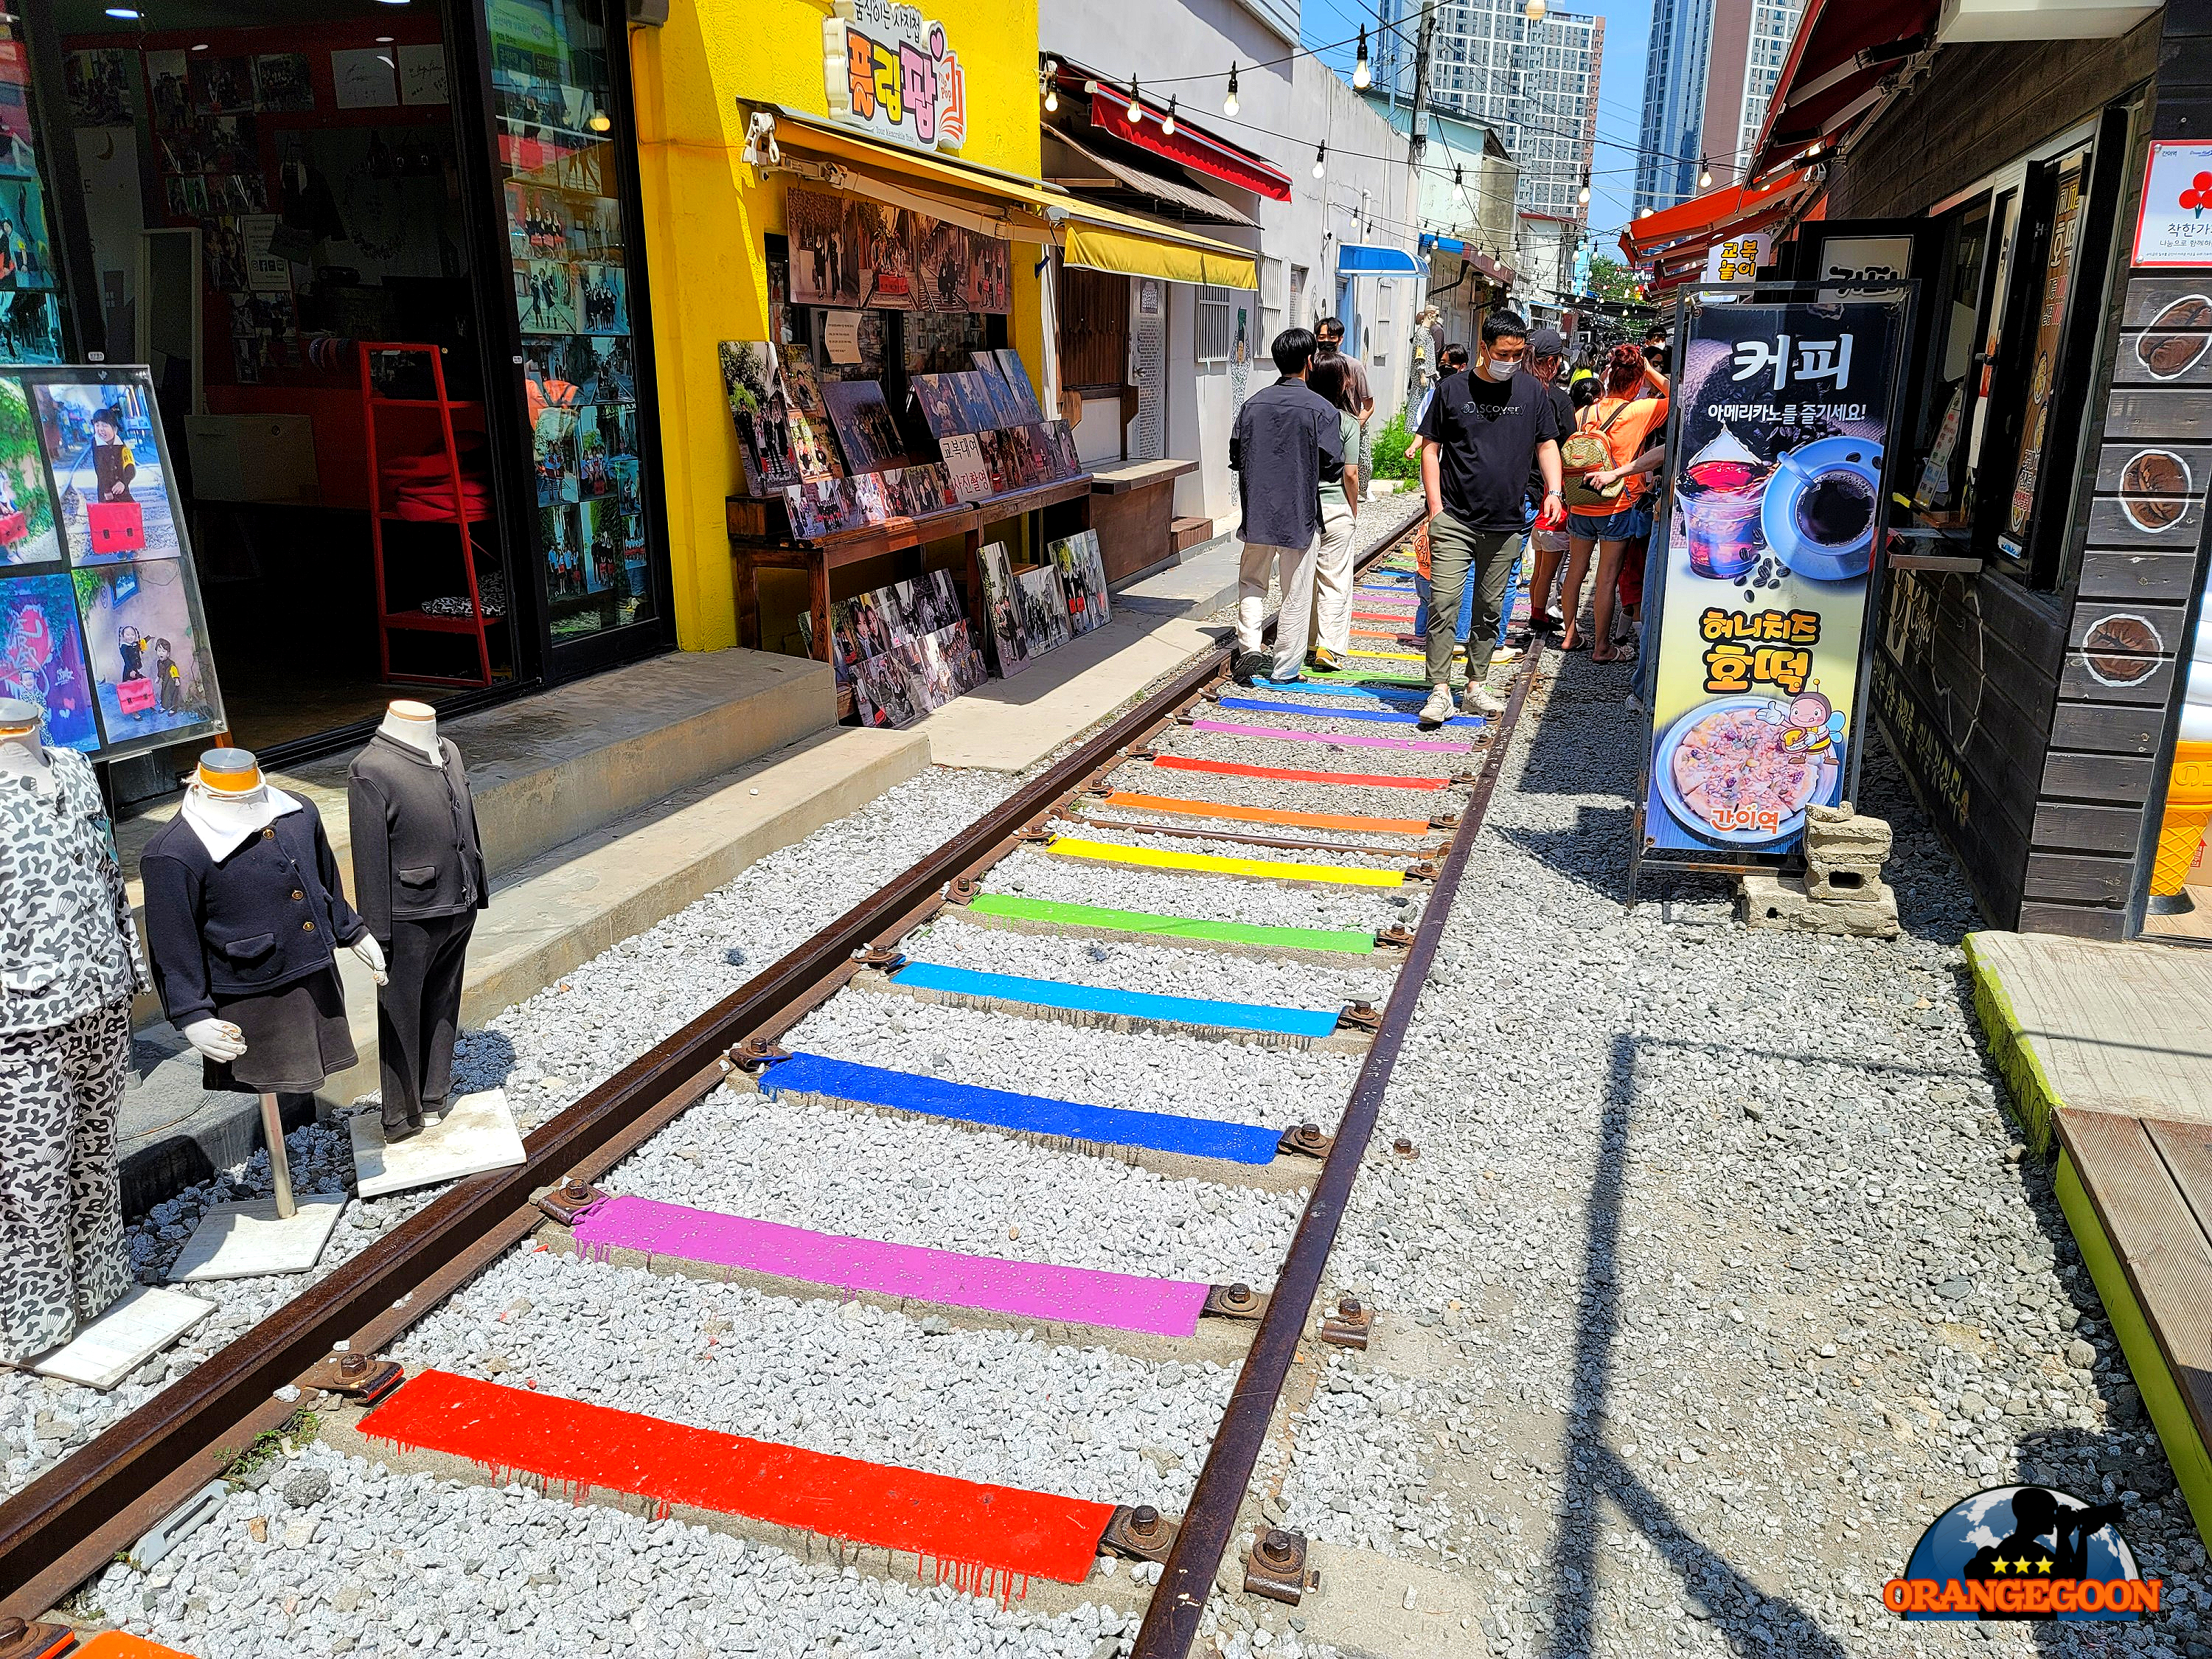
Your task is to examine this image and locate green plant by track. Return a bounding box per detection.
[215,1407,321,1483]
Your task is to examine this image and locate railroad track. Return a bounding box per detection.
[0,522,1543,1659]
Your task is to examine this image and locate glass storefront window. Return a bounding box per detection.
[481,0,652,643]
[1,21,74,363]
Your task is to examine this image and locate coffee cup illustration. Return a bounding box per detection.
[1763,437,1883,582]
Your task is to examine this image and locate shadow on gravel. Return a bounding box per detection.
[1542,1031,1851,1659]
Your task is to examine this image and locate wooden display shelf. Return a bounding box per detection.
[728,475,1094,684]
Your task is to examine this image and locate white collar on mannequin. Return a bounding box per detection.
[179,780,302,860]
[378,701,442,764]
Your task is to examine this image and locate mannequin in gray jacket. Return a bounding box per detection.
[348,700,487,1138]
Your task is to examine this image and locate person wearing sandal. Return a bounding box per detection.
[1559,343,1668,664]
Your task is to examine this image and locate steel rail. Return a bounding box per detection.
[0,509,1441,1635]
[1127,633,1546,1659]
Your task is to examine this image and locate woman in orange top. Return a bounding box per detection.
[1560,343,1669,663]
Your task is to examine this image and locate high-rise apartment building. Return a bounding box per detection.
[1633,0,1807,214]
[1374,0,1604,225]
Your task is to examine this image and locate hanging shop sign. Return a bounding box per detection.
[1703,233,1770,283]
[2132,141,2212,268]
[822,0,967,155]
[0,366,226,763]
[1633,284,1914,877]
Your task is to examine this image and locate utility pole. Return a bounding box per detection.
[1407,2,1436,182]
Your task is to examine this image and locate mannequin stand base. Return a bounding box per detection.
[27,1286,216,1390]
[350,1088,524,1200]
[168,1193,347,1282]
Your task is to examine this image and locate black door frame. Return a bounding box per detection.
[449,0,677,688]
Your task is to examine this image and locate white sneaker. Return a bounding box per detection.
[1461,682,1506,717]
[1419,684,1455,725]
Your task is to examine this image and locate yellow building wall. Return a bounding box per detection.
[628,0,1046,652]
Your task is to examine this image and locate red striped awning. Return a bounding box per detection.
[1047,61,1293,202]
[1746,0,1935,178]
[1618,169,1820,294]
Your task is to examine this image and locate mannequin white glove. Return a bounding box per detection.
[349,933,389,986]
[184,1017,247,1062]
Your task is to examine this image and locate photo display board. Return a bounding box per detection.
[0,365,226,761]
[1635,285,1913,873]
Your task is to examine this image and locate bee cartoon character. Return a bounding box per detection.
[1781,686,1841,756]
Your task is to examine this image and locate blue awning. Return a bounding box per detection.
[1337,243,1424,276]
[1419,234,1465,254]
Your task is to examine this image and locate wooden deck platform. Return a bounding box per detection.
[1966,931,2212,1552]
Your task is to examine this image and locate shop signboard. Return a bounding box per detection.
[1704,234,1769,283]
[2132,141,2212,268]
[1633,284,1914,880]
[822,0,967,155]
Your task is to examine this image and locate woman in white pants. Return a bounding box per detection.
[1304,352,1364,672]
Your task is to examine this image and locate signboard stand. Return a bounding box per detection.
[1629,281,1919,900]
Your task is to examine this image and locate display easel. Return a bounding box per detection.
[358,342,500,689]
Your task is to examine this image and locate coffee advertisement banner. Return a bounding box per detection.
[1638,286,1913,867]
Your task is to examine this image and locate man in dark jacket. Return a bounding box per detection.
[1228,327,1345,686]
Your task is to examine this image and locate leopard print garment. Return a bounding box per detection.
[0,996,134,1365]
[0,747,146,1037]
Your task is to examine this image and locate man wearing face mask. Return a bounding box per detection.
[1415,309,1565,724]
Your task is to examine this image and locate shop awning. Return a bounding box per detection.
[1043,126,1261,228]
[1419,235,1514,287]
[758,103,1257,287]
[1745,0,1935,178]
[1618,168,1820,293]
[1062,214,1257,288]
[1337,243,1425,276]
[1053,63,1294,202]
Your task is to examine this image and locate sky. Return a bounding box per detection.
[1300,0,1655,261]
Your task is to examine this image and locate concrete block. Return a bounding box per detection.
[170,1193,346,1281]
[1804,801,1893,863]
[31,1287,215,1389]
[1804,860,1885,902]
[1738,872,1900,938]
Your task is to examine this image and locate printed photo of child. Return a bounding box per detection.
[34,375,181,566]
[70,557,221,753]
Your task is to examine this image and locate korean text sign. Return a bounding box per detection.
[2133,142,2212,268]
[1638,287,1912,866]
[822,0,968,153]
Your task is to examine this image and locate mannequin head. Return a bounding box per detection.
[195,747,263,796]
[0,696,38,742]
[387,699,434,725]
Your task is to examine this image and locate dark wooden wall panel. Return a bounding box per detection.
[1829,24,2160,222]
[2025,851,2137,903]
[2017,899,2129,938]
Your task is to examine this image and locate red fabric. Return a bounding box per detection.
[1616,537,1648,608]
[360,1368,1116,1589]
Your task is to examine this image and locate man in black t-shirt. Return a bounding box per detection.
[1415,309,1565,723]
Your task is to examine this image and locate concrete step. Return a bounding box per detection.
[117,647,835,1031]
[1110,535,1241,617]
[116,724,928,1212]
[1169,515,1214,554]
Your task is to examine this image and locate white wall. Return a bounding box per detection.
[1041,0,1416,533]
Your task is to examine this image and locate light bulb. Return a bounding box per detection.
[588,108,613,133]
[1128,80,1144,123]
[1162,97,1178,137]
[1354,26,1372,89]
[1083,78,1098,93]
[103,4,140,15]
[1313,142,1327,179]
[1524,0,1545,19]
[1698,159,1713,189]
[1639,206,1652,219]
[1579,182,1590,204]
[1224,66,1239,117]
[1043,82,1058,112]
